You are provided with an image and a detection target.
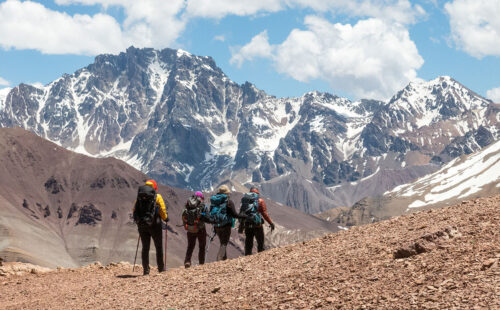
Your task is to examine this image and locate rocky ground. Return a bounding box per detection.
[1,195,499,309]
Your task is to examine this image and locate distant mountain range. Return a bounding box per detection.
[0,127,334,268]
[0,47,498,213]
[318,139,500,227]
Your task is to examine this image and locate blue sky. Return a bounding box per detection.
[0,0,499,102]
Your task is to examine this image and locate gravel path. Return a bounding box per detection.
[1,195,499,309]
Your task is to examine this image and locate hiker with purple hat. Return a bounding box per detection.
[181,191,208,268]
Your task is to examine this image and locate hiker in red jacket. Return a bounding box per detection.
[239,186,275,255]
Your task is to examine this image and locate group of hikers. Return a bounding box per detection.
[132,180,275,275]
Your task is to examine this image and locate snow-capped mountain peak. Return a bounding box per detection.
[0,47,498,214]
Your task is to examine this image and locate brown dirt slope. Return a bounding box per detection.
[1,195,498,309]
[0,127,335,268]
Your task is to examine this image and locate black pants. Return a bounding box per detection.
[215,225,231,261]
[185,228,207,265]
[244,225,265,255]
[138,222,164,273]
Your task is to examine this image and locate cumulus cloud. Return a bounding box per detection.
[185,0,424,24]
[56,0,188,49]
[445,0,500,58]
[0,77,10,87]
[288,0,425,24]
[185,0,283,18]
[0,0,127,55]
[230,31,274,67]
[0,0,187,55]
[486,87,500,103]
[0,0,424,56]
[232,16,423,100]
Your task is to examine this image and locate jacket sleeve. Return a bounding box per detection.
[156,194,168,221]
[258,198,273,224]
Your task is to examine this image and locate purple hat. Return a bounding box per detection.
[195,191,204,199]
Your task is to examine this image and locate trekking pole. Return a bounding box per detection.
[132,235,140,272]
[163,222,168,271]
[205,226,217,253]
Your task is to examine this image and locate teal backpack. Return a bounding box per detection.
[208,194,232,227]
[239,192,262,227]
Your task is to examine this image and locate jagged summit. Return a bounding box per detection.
[0,47,498,213]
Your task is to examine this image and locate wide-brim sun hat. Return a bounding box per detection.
[217,185,231,195]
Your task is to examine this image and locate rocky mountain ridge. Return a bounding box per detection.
[0,47,498,213]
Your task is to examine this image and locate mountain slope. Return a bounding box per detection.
[325,139,500,227]
[2,195,498,309]
[0,127,335,268]
[0,47,498,213]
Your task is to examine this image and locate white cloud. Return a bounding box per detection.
[486,87,500,103]
[185,0,283,18]
[0,0,187,55]
[214,35,226,42]
[232,16,423,100]
[230,31,274,67]
[0,0,128,55]
[56,0,188,49]
[288,0,425,24]
[185,0,424,24]
[0,77,9,87]
[0,0,424,56]
[445,0,500,58]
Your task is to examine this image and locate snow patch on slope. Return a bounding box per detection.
[387,140,500,210]
[390,76,490,131]
[0,87,11,111]
[251,97,302,154]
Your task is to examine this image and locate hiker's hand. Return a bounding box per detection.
[269,223,275,231]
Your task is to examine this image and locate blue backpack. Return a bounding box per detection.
[209,194,232,227]
[239,192,262,226]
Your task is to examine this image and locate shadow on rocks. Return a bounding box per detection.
[116,274,140,279]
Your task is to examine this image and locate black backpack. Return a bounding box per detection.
[240,192,262,227]
[133,185,157,225]
[183,196,204,232]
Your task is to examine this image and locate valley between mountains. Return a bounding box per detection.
[0,127,334,268]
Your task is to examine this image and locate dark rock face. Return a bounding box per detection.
[431,126,495,164]
[0,47,498,213]
[45,177,64,194]
[76,204,102,226]
[67,203,79,219]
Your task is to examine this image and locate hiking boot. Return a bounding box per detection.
[143,267,150,275]
[184,262,191,269]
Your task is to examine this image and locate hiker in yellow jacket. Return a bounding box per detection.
[133,179,168,275]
